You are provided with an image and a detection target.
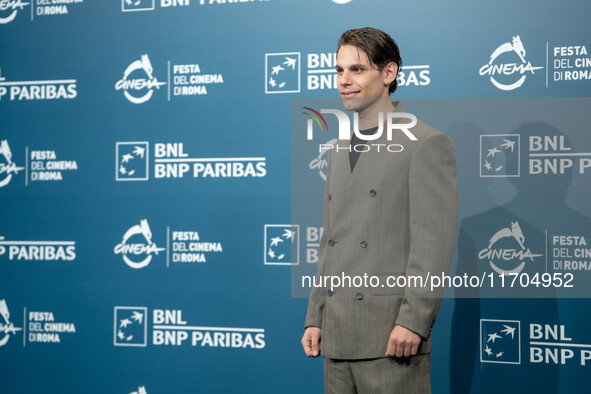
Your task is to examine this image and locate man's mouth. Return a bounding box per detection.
[341,90,360,98]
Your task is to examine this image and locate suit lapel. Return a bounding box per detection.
[327,102,406,232]
[351,101,406,176]
[328,139,352,225]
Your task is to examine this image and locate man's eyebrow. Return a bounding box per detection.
[335,63,367,69]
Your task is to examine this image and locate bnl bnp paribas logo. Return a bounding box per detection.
[0,226,76,262]
[122,0,155,12]
[481,134,591,176]
[478,221,543,275]
[114,307,147,346]
[481,319,591,367]
[114,307,266,349]
[265,53,300,94]
[115,54,166,104]
[479,35,543,91]
[265,52,430,94]
[0,67,77,102]
[480,134,520,177]
[264,225,299,265]
[114,219,165,269]
[116,142,149,181]
[116,141,266,181]
[122,0,270,12]
[480,319,520,364]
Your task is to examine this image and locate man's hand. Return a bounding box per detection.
[385,325,421,357]
[301,327,322,357]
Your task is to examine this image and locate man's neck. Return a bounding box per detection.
[357,99,396,129]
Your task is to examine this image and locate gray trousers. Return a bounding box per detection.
[324,355,431,394]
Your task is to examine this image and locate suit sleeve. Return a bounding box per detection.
[394,132,459,339]
[304,149,332,329]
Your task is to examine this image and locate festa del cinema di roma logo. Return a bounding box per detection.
[479,35,543,91]
[0,299,22,347]
[0,0,29,24]
[115,54,166,104]
[478,221,543,275]
[114,219,165,269]
[0,140,24,188]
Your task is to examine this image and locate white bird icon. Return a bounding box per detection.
[501,139,516,152]
[131,311,144,324]
[271,65,284,75]
[270,236,283,247]
[119,318,131,328]
[487,147,501,158]
[133,146,145,158]
[501,325,516,339]
[283,57,297,69]
[283,229,295,240]
[487,332,501,343]
[121,154,134,164]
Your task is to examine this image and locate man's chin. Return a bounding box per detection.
[340,97,363,111]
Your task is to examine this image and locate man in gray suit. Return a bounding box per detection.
[301,28,459,393]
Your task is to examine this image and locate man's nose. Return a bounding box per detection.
[339,72,351,86]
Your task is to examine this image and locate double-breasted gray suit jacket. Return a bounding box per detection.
[305,102,459,360]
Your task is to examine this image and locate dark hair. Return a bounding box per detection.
[337,27,402,94]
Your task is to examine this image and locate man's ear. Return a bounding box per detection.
[383,62,398,86]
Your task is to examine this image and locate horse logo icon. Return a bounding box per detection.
[0,140,24,188]
[479,35,543,91]
[115,54,166,104]
[0,299,22,347]
[478,221,543,274]
[114,219,165,269]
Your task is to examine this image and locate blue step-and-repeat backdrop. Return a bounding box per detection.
[1,1,591,393]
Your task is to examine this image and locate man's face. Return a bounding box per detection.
[335,45,393,113]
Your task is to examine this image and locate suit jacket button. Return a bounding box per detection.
[369,189,377,197]
[360,241,367,248]
[356,292,363,300]
[327,290,334,297]
[328,239,336,247]
[328,194,332,201]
